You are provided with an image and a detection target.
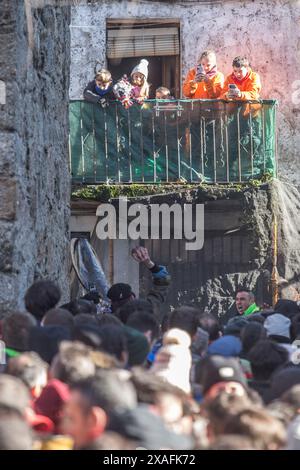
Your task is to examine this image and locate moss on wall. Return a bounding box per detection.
[72,175,273,203]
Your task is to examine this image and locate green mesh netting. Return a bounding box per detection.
[69,99,277,184]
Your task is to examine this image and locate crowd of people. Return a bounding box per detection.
[83,51,261,109]
[1,246,300,450]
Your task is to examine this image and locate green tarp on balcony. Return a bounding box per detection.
[69,99,277,184]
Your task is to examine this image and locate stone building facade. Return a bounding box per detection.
[70,0,300,187]
[0,1,71,311]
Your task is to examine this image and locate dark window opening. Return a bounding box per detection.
[106,19,181,98]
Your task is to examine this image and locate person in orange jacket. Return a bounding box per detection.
[182,50,224,99]
[221,57,263,180]
[221,56,261,101]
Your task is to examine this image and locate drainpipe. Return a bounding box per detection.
[271,215,279,306]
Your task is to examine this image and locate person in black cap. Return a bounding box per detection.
[107,283,135,313]
[195,355,247,399]
[107,246,171,322]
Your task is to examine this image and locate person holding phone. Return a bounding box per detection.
[182,50,224,99]
[221,56,261,100]
[221,57,263,180]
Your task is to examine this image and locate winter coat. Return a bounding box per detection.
[221,69,261,101]
[83,80,114,106]
[183,68,224,99]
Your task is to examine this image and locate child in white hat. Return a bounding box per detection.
[113,59,150,108]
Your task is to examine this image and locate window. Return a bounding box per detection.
[106,19,181,98]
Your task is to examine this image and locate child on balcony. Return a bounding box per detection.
[182,50,224,99]
[221,57,263,180]
[83,69,114,107]
[113,59,150,109]
[220,56,261,101]
[155,86,174,100]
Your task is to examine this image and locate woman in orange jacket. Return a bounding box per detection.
[221,56,261,101]
[182,50,224,99]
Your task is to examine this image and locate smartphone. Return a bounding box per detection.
[195,64,205,82]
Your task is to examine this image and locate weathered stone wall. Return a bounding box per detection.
[135,179,300,318]
[0,1,71,312]
[70,0,300,188]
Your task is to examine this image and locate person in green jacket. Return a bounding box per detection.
[235,289,260,317]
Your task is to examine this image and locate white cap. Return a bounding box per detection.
[131,59,149,80]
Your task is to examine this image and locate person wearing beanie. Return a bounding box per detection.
[264,313,297,359]
[130,59,149,101]
[264,313,291,341]
[224,317,249,337]
[207,335,242,358]
[113,59,150,108]
[194,355,247,398]
[131,58,149,81]
[124,326,150,367]
[33,379,71,434]
[150,328,192,394]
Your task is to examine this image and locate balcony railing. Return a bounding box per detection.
[69,99,277,185]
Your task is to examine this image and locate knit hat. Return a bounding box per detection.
[33,379,71,433]
[195,355,247,395]
[264,313,291,339]
[207,335,242,357]
[131,59,149,80]
[124,326,150,367]
[151,328,192,394]
[224,317,248,337]
[163,328,191,348]
[107,283,134,302]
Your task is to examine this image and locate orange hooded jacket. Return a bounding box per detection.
[221,68,262,101]
[182,67,224,99]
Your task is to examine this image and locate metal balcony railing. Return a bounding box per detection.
[69,99,277,184]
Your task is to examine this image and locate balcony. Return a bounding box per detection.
[69,99,277,185]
